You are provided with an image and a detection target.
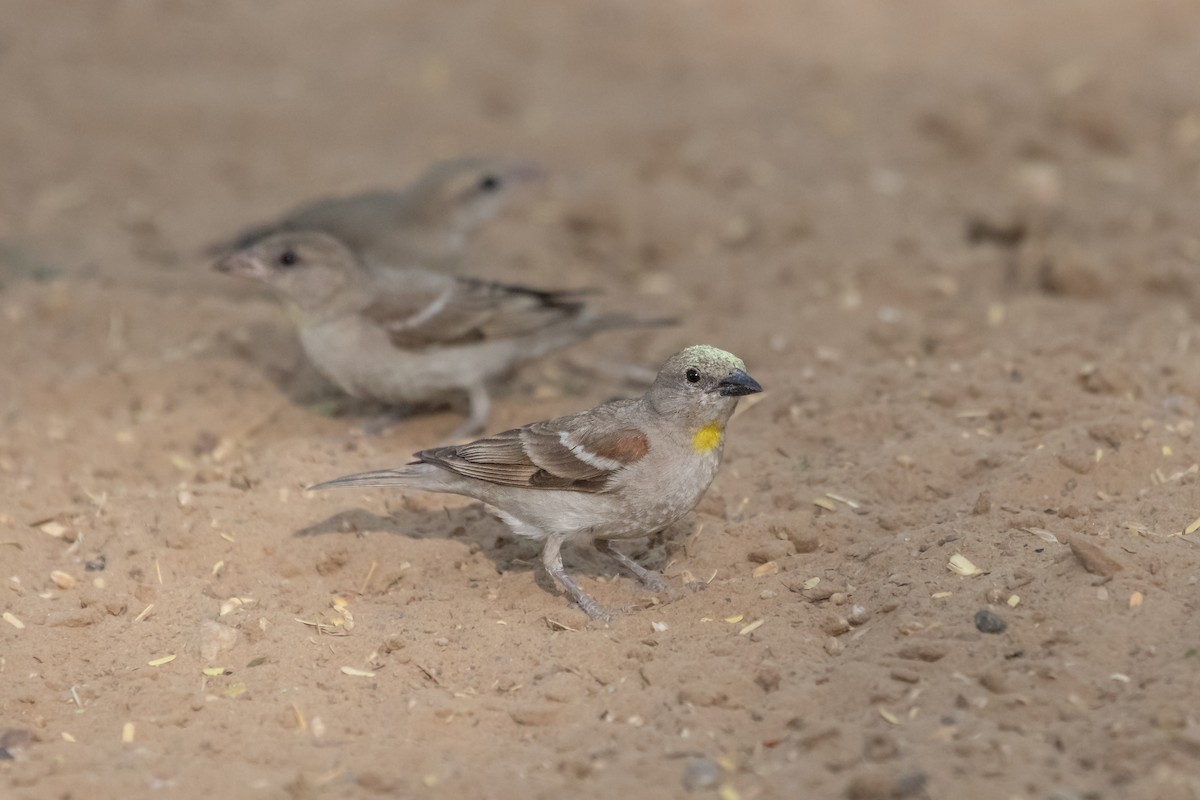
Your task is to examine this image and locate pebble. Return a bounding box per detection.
[678,682,731,708]
[198,620,238,662]
[824,637,845,656]
[50,571,76,590]
[862,733,900,762]
[1062,535,1124,577]
[682,757,722,792]
[979,670,1008,694]
[845,770,927,799]
[748,542,792,563]
[45,608,101,628]
[788,529,821,553]
[509,705,560,727]
[755,663,782,692]
[896,644,946,662]
[974,609,1008,634]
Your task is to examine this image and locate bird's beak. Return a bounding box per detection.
[717,368,763,397]
[213,252,271,281]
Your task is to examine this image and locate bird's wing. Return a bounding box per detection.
[362,277,588,348]
[415,405,649,493]
[206,191,408,256]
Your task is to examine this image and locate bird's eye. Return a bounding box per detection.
[478,174,502,192]
[685,368,701,383]
[279,250,298,267]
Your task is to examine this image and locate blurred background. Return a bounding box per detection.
[7,0,1199,359]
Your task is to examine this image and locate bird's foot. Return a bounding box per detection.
[594,539,666,594]
[575,596,618,623]
[634,569,667,594]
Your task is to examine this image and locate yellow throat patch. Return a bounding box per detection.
[692,421,724,453]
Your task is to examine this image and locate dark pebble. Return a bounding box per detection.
[681,757,721,792]
[974,609,1007,634]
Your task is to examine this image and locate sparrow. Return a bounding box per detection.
[309,345,763,620]
[214,230,668,437]
[208,157,541,271]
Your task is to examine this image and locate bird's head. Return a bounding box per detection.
[213,231,362,315]
[646,345,763,436]
[412,157,543,240]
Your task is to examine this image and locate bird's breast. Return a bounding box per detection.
[691,420,724,454]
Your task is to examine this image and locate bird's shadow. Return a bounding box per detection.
[207,319,367,410]
[292,503,684,595]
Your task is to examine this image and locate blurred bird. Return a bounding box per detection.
[214,230,668,437]
[309,345,762,620]
[208,157,542,271]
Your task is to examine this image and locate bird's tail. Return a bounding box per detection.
[513,311,676,363]
[307,466,424,491]
[576,311,678,335]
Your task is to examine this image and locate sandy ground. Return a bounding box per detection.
[4,2,1200,798]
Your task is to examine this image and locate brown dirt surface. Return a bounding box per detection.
[4,2,1200,798]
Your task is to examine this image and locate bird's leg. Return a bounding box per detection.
[445,383,491,442]
[594,538,666,593]
[541,534,612,621]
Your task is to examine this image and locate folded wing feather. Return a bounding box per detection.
[416,405,649,493]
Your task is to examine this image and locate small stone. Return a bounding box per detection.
[979,670,1008,694]
[1152,706,1187,732]
[45,608,101,628]
[824,637,844,656]
[787,528,821,553]
[1062,535,1124,577]
[198,620,238,662]
[0,728,32,761]
[1057,451,1094,475]
[830,592,848,606]
[896,644,946,662]
[509,706,560,726]
[540,671,584,704]
[972,491,991,515]
[748,542,792,563]
[755,663,782,692]
[847,606,871,626]
[682,756,722,792]
[50,571,76,590]
[846,771,927,799]
[678,682,730,708]
[752,561,780,578]
[862,733,900,762]
[974,609,1007,634]
[844,772,893,800]
[823,616,851,636]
